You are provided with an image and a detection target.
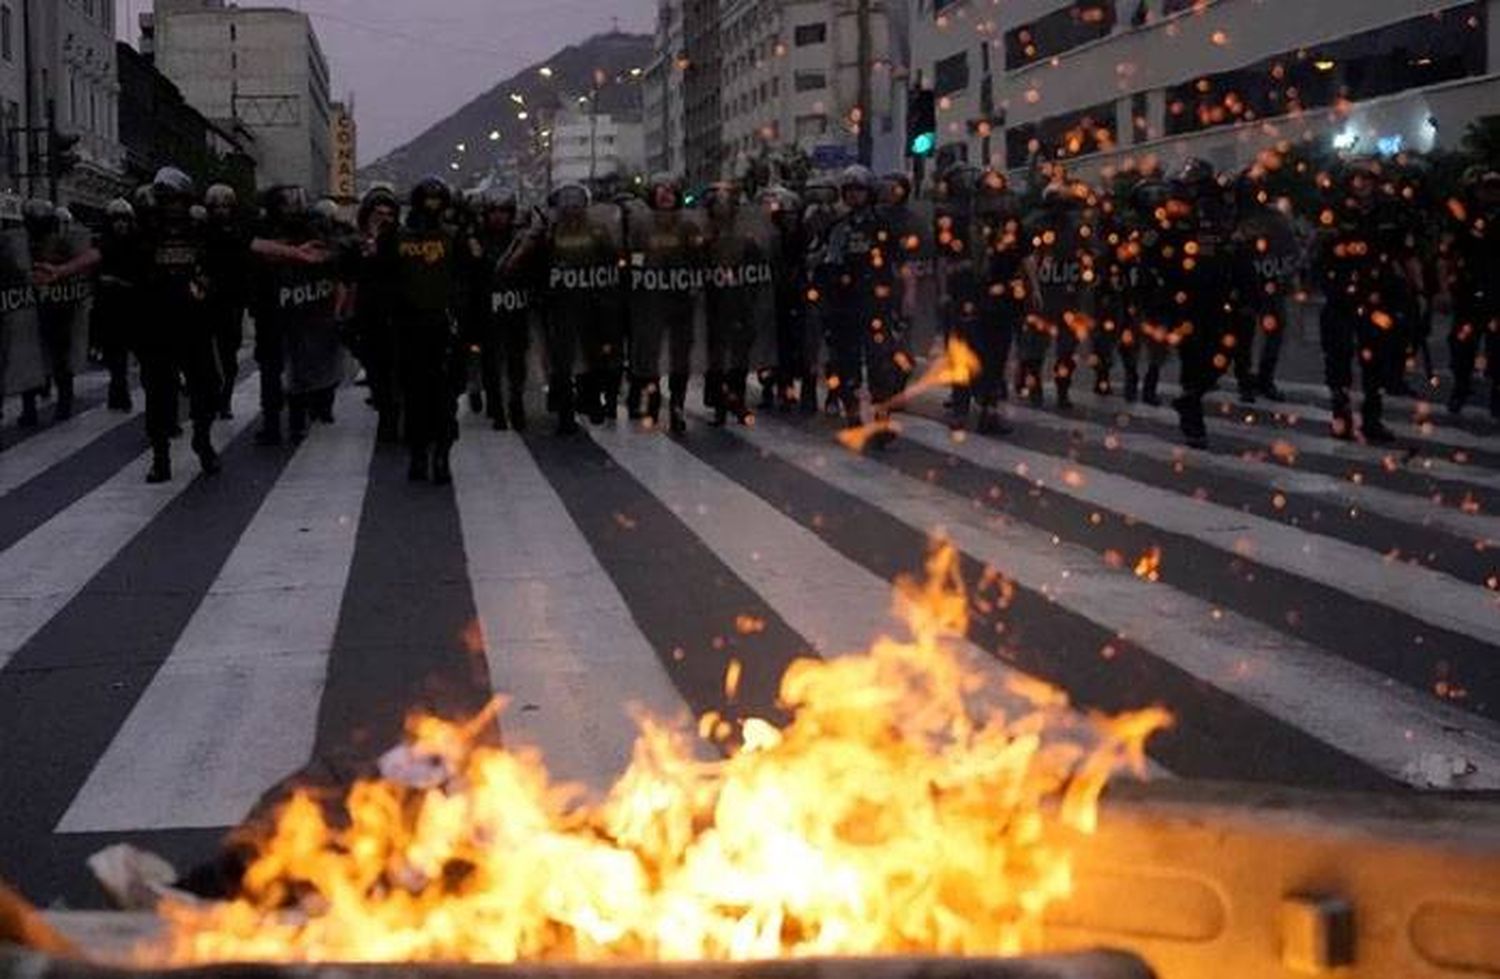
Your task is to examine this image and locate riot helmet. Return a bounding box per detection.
[880,172,913,207]
[205,183,238,222]
[152,166,196,206]
[803,177,839,208]
[840,165,877,210]
[410,176,453,219]
[21,198,57,238]
[550,182,591,214]
[358,184,400,233]
[705,180,739,220]
[648,173,684,211]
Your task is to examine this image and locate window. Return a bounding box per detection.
[794,71,826,92]
[1164,1,1487,137]
[1131,91,1150,143]
[1004,2,1116,71]
[1006,99,1118,169]
[934,51,969,98]
[1,5,12,63]
[795,23,827,47]
[1162,0,1206,14]
[795,114,827,140]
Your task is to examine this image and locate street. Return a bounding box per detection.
[2,341,1499,909]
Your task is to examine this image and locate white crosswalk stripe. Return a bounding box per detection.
[58,390,376,833]
[729,412,1500,789]
[452,426,694,793]
[0,399,140,498]
[0,377,261,670]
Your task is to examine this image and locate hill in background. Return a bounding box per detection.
[359,31,653,193]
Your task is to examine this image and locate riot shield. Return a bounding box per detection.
[0,228,43,398]
[280,243,347,396]
[34,226,95,377]
[702,204,778,376]
[627,206,704,377]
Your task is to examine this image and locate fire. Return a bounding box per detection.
[153,543,1169,966]
[837,340,982,452]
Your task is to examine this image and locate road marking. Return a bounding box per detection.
[59,390,374,832]
[1068,387,1500,492]
[589,423,1125,752]
[896,412,1500,649]
[0,377,261,670]
[733,415,1500,789]
[452,425,693,793]
[0,399,140,498]
[967,394,1500,547]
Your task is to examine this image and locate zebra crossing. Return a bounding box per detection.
[1,369,1498,907]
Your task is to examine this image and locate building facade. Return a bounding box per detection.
[909,0,1500,182]
[643,0,687,175]
[0,0,129,213]
[146,0,333,195]
[550,109,647,186]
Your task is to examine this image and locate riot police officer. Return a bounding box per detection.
[1310,159,1405,442]
[703,181,776,427]
[270,187,346,441]
[1440,169,1500,418]
[395,177,463,482]
[473,191,535,431]
[203,184,251,419]
[952,170,1027,434]
[1142,159,1243,448]
[627,174,701,433]
[95,198,143,412]
[352,185,403,443]
[21,200,90,425]
[819,164,904,437]
[1020,180,1096,410]
[1233,170,1300,402]
[760,184,816,413]
[252,185,308,444]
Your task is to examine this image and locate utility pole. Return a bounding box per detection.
[855,0,873,167]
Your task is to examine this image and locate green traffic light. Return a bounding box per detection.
[910,132,936,156]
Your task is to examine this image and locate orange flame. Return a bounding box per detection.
[154,541,1169,966]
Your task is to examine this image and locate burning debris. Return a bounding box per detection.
[145,542,1167,966]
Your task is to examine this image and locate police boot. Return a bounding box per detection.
[602,370,622,421]
[645,383,664,427]
[1330,389,1356,441]
[1093,368,1112,397]
[1237,374,1258,404]
[758,371,776,411]
[947,388,971,429]
[491,401,510,431]
[1123,366,1140,403]
[18,392,39,428]
[468,388,485,416]
[1172,394,1208,449]
[627,376,647,420]
[707,371,728,427]
[508,399,528,434]
[192,424,222,475]
[408,443,431,481]
[108,378,133,413]
[1257,373,1285,402]
[731,372,753,425]
[1447,381,1469,416]
[256,411,284,446]
[977,406,1012,436]
[146,443,172,484]
[1019,362,1043,407]
[1361,393,1396,444]
[1490,381,1500,421]
[668,372,689,436]
[1056,376,1074,411]
[55,377,74,421]
[799,374,819,414]
[431,443,453,486]
[1142,365,1162,406]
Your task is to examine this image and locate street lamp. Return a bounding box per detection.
[538,66,554,78]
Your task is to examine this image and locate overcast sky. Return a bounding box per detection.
[118,0,654,163]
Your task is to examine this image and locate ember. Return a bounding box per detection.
[153,543,1167,966]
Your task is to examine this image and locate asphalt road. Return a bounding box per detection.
[1,334,1498,908]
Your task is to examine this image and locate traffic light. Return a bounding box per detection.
[907,89,936,158]
[49,130,82,179]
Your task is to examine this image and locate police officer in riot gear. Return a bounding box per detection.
[819,164,904,439]
[396,176,463,482]
[203,184,251,419]
[760,184,815,413]
[952,170,1027,434]
[703,181,775,426]
[1233,169,1300,402]
[20,200,86,425]
[627,173,701,433]
[1440,169,1500,418]
[1311,159,1405,443]
[252,184,308,444]
[1141,158,1244,447]
[353,184,403,443]
[1118,174,1172,405]
[96,197,143,412]
[472,191,534,431]
[268,186,346,440]
[1020,180,1095,410]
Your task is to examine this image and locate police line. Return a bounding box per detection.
[545,263,776,293]
[0,279,93,313]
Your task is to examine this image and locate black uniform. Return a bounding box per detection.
[1443,182,1500,416]
[477,212,536,431]
[1233,198,1300,401]
[703,196,776,425]
[540,204,622,433]
[395,208,463,481]
[140,207,221,479]
[1020,194,1095,409]
[1142,181,1242,445]
[626,199,700,428]
[965,197,1028,429]
[204,217,252,417]
[819,200,903,425]
[1311,182,1410,441]
[95,219,146,412]
[765,194,815,412]
[28,221,91,423]
[352,202,402,443]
